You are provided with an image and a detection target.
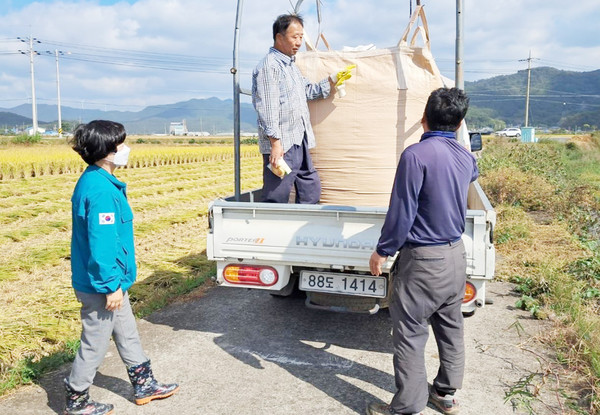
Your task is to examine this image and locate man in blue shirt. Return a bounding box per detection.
[252,14,333,203]
[367,88,478,415]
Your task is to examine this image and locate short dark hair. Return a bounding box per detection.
[424,87,469,132]
[272,14,303,41]
[70,120,126,165]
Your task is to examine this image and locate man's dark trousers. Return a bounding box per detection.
[389,240,466,414]
[261,135,321,204]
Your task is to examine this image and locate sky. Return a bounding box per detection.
[1,0,599,114]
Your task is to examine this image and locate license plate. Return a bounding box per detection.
[299,271,387,298]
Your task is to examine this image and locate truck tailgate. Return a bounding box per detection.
[209,202,388,271]
[208,197,492,277]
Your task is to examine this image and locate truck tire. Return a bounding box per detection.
[269,274,299,297]
[462,309,476,317]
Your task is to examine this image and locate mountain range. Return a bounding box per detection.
[1,67,599,134]
[0,97,258,135]
[466,66,600,130]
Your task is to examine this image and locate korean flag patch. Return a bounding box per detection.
[99,212,115,225]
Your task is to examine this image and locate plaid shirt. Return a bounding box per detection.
[252,47,331,154]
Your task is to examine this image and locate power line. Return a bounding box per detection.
[37,37,233,67]
[537,58,598,72]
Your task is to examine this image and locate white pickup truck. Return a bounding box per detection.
[210,0,496,315]
[207,178,495,315]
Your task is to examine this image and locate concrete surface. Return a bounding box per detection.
[0,281,574,414]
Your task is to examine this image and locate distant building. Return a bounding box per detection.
[187,131,210,137]
[169,120,188,136]
[27,127,46,135]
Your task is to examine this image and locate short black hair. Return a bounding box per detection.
[272,14,303,41]
[424,87,470,132]
[70,120,126,165]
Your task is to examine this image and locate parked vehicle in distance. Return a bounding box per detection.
[469,132,482,151]
[478,127,494,135]
[496,127,521,137]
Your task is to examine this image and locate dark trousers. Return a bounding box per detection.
[261,135,321,204]
[389,240,466,414]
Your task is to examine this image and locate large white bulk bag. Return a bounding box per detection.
[296,6,448,206]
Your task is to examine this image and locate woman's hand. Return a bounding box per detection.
[105,288,123,311]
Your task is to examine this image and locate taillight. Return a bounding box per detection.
[223,264,278,286]
[463,281,476,303]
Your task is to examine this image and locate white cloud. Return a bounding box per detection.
[1,0,599,112]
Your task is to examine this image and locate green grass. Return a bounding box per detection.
[479,132,600,413]
[0,340,80,396]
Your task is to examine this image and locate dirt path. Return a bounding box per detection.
[0,280,581,414]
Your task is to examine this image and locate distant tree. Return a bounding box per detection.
[61,121,75,132]
[560,110,600,131]
[465,107,505,130]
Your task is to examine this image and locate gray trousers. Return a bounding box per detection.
[389,240,466,414]
[67,290,148,392]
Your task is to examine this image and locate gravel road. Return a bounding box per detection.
[0,280,578,414]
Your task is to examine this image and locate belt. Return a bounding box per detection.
[403,237,462,249]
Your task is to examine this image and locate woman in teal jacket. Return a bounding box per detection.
[65,120,178,415]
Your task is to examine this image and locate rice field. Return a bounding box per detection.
[0,143,258,179]
[0,142,263,394]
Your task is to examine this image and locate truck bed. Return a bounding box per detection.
[208,181,495,278]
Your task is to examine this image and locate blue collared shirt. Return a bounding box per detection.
[71,165,137,294]
[252,47,331,154]
[376,131,479,257]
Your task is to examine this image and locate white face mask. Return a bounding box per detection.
[112,145,130,167]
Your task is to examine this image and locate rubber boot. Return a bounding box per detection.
[126,360,179,405]
[63,378,114,415]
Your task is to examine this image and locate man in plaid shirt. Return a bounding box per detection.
[252,13,334,204]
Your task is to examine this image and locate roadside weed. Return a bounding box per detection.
[504,372,538,414]
[480,134,600,413]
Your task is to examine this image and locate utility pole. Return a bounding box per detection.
[454,0,467,147]
[232,0,245,200]
[519,51,536,127]
[18,36,40,135]
[455,0,464,90]
[29,37,38,136]
[51,49,70,139]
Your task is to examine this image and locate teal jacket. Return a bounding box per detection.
[70,165,136,294]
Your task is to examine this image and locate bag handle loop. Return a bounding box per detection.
[304,30,332,52]
[398,5,431,49]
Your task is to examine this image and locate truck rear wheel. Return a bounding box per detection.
[269,274,299,297]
